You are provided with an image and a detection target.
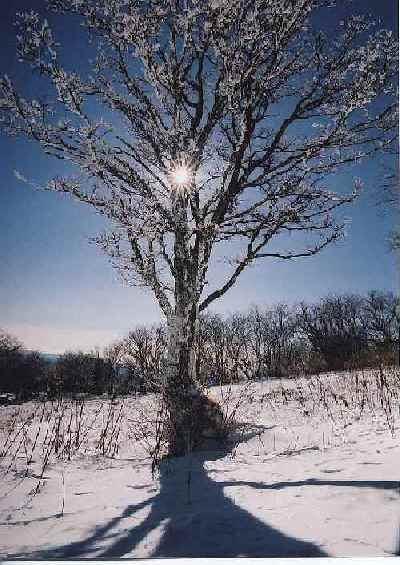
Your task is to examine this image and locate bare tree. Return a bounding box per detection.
[224,313,253,382]
[297,294,368,371]
[103,339,127,392]
[0,330,24,396]
[363,291,399,361]
[0,330,22,358]
[248,305,298,379]
[122,325,167,392]
[195,313,230,385]
[0,0,397,455]
[0,330,51,400]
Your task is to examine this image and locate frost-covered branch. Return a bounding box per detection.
[0,0,397,317]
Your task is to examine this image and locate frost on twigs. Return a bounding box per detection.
[0,0,397,456]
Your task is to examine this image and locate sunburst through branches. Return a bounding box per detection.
[168,156,193,195]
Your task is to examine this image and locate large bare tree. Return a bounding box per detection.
[0,0,397,455]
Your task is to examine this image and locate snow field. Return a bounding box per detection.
[0,367,399,558]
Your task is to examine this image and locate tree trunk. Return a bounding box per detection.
[163,192,225,457]
[165,307,198,456]
[164,307,226,457]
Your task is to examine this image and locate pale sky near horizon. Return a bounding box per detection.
[0,0,399,354]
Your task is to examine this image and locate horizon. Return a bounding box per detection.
[8,285,400,356]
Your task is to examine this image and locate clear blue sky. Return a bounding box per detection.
[0,0,398,353]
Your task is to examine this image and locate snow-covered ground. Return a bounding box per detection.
[0,369,399,558]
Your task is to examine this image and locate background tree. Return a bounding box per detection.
[0,330,50,400]
[14,351,49,401]
[297,294,368,371]
[103,339,129,395]
[54,350,113,396]
[363,290,399,364]
[250,305,297,379]
[0,330,24,396]
[195,313,230,385]
[0,0,397,455]
[121,325,167,392]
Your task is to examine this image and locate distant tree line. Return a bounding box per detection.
[108,290,399,387]
[0,335,115,401]
[1,290,399,401]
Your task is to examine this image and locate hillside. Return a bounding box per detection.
[0,368,399,558]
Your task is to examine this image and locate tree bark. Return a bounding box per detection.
[165,307,201,456]
[163,192,225,457]
[164,307,227,457]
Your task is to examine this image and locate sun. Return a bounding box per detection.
[168,157,193,194]
[172,165,191,186]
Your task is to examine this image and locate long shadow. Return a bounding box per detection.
[7,497,157,559]
[223,478,400,492]
[9,431,397,559]
[99,461,398,558]
[9,428,328,558]
[0,511,78,527]
[395,524,400,556]
[108,452,329,558]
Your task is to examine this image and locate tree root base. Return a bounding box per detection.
[166,392,229,458]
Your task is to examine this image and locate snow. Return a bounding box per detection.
[0,369,399,559]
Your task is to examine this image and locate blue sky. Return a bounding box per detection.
[0,0,398,353]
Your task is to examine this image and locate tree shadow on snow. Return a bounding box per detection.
[13,426,328,559]
[11,427,398,559]
[229,478,400,492]
[396,526,400,556]
[99,455,329,557]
